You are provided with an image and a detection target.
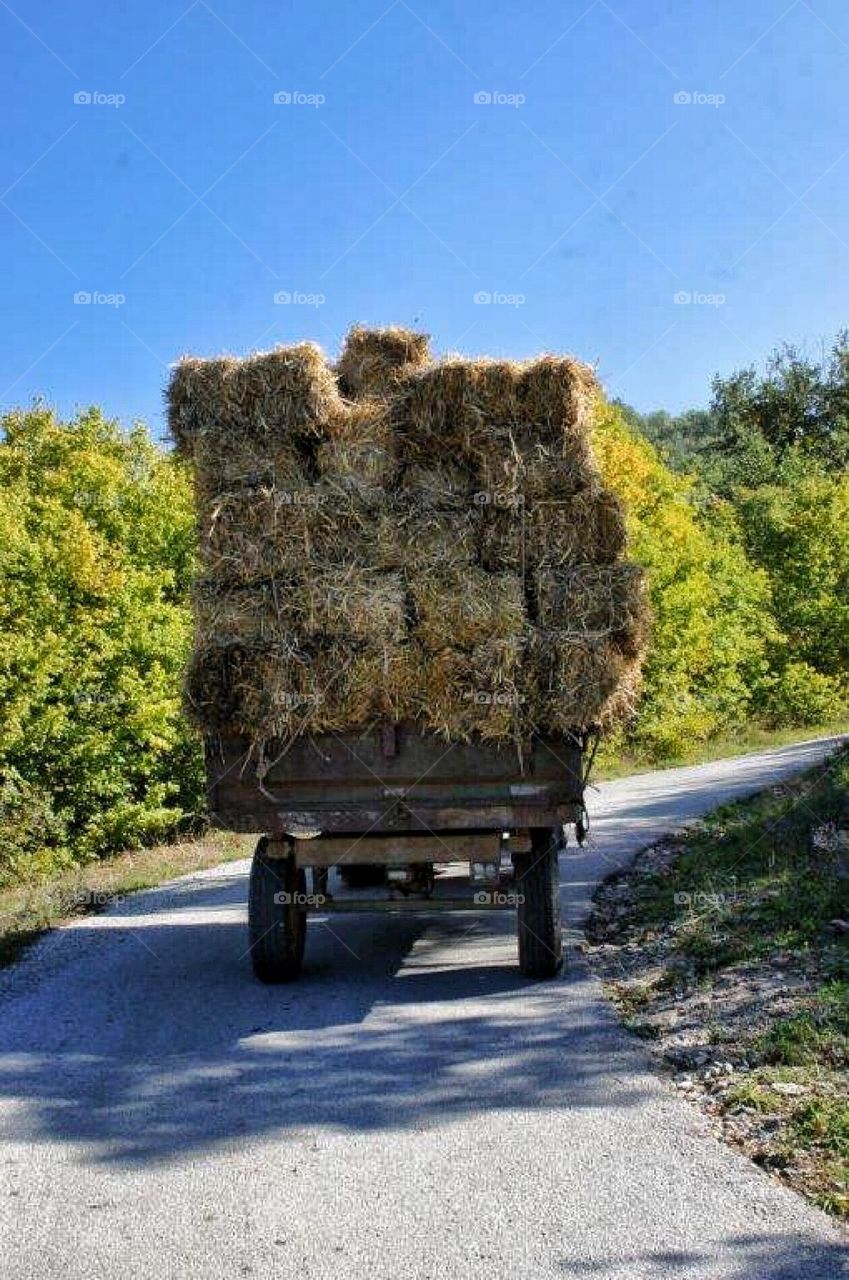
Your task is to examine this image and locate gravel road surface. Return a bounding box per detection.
[1,737,846,1279]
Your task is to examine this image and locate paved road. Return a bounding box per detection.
[1,737,846,1279]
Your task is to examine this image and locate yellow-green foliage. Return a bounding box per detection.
[736,475,849,678]
[0,406,200,884]
[593,400,775,757]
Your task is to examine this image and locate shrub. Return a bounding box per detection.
[760,662,846,729]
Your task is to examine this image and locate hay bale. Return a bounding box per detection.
[528,486,628,568]
[397,359,523,464]
[300,567,406,642]
[168,357,234,455]
[167,343,341,457]
[477,502,528,573]
[397,354,597,468]
[192,438,311,503]
[193,568,407,647]
[476,439,597,506]
[192,578,291,646]
[186,638,408,742]
[400,462,475,509]
[475,488,627,575]
[184,642,254,734]
[411,567,526,651]
[395,504,478,570]
[533,564,648,656]
[317,398,397,489]
[518,354,598,442]
[373,638,527,742]
[524,631,640,732]
[337,325,431,398]
[198,482,402,581]
[415,638,525,742]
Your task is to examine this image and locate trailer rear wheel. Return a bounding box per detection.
[515,826,563,979]
[248,836,306,983]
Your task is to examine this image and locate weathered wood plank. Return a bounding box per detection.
[292,832,502,867]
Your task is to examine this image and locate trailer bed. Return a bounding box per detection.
[206,726,585,836]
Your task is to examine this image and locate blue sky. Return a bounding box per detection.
[1,0,847,436]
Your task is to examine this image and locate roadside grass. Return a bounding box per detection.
[625,749,849,978]
[752,982,849,1068]
[588,744,849,1220]
[0,831,253,970]
[596,720,849,780]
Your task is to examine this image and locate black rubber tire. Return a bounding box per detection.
[515,826,563,979]
[248,836,307,983]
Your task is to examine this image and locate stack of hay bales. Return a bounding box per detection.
[170,327,648,752]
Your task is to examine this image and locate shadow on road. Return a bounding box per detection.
[559,1234,849,1279]
[0,866,651,1165]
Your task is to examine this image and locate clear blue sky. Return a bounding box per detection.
[1,0,847,436]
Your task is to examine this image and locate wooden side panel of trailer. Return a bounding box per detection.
[206,727,584,836]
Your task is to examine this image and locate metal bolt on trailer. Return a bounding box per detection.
[206,725,591,982]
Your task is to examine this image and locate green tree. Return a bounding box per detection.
[0,405,201,883]
[734,474,849,723]
[709,333,849,485]
[593,400,776,757]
